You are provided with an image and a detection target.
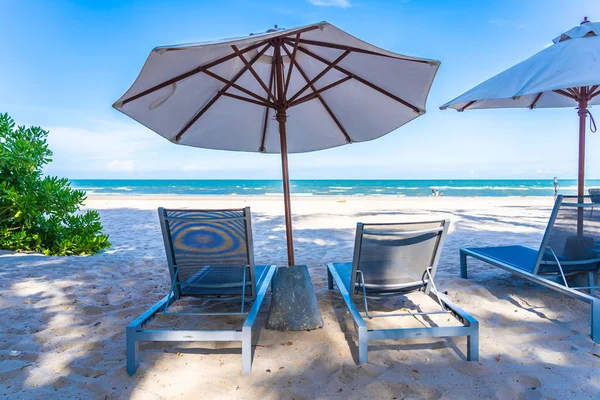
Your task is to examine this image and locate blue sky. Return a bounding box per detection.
[2,0,600,179]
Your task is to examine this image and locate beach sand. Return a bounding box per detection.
[1,195,599,399]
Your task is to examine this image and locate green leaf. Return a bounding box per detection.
[0,113,110,255]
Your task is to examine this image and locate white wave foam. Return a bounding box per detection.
[429,186,549,191]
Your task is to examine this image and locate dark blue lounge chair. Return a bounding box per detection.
[460,195,600,342]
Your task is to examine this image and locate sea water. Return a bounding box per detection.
[70,179,598,197]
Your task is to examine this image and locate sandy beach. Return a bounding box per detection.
[1,195,600,399]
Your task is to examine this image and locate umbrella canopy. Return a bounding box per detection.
[113,21,440,265]
[441,18,600,199]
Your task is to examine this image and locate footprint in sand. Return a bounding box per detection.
[52,376,74,391]
[71,365,108,379]
[337,364,387,384]
[512,374,541,389]
[495,386,520,400]
[452,279,474,288]
[449,360,493,377]
[262,390,310,400]
[81,305,103,315]
[365,381,442,400]
[495,375,542,400]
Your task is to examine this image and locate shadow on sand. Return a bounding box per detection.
[1,203,599,398]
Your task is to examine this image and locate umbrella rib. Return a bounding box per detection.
[221,92,275,108]
[589,87,600,100]
[173,43,272,143]
[277,24,322,40]
[120,40,268,106]
[458,101,476,112]
[553,89,579,101]
[528,93,543,109]
[567,88,582,99]
[282,44,352,143]
[231,45,277,103]
[201,69,272,105]
[260,60,276,152]
[289,76,352,107]
[283,33,301,99]
[294,38,433,64]
[294,44,422,114]
[287,50,351,104]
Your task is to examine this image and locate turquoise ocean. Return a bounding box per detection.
[70,179,600,197]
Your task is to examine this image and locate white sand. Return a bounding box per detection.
[1,196,600,399]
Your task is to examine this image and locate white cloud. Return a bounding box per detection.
[307,0,351,8]
[42,120,176,176]
[47,122,165,162]
[106,159,135,172]
[40,118,285,178]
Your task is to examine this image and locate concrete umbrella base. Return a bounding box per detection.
[266,265,324,331]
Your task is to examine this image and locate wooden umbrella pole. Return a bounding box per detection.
[577,87,589,236]
[277,111,295,265]
[274,40,295,266]
[578,88,588,198]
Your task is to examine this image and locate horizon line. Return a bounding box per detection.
[67,177,597,181]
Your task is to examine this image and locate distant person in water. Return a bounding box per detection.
[554,177,559,198]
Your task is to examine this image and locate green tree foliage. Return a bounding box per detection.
[0,113,110,255]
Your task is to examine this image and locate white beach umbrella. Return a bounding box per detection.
[114,21,440,265]
[441,18,600,199]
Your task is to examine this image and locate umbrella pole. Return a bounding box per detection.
[578,90,588,198]
[273,39,295,266]
[277,110,295,266]
[577,89,588,236]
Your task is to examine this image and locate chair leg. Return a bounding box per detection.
[358,326,368,364]
[460,251,469,279]
[592,299,600,343]
[126,327,140,375]
[467,325,479,361]
[327,268,334,290]
[241,327,252,376]
[589,272,596,295]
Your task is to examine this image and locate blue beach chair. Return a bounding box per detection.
[126,207,276,375]
[328,220,479,364]
[460,195,600,342]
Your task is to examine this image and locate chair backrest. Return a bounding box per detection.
[350,220,450,298]
[589,188,600,204]
[158,207,257,299]
[535,195,600,274]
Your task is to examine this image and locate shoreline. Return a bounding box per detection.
[85,194,554,202]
